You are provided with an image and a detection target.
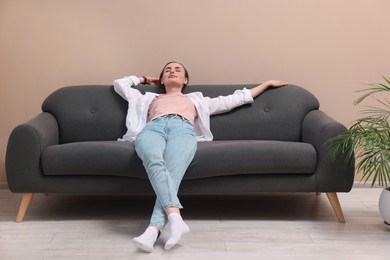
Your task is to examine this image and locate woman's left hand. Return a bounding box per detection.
[250,80,288,98]
[264,80,288,88]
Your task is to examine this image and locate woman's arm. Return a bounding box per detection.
[205,80,288,115]
[113,76,142,100]
[113,75,161,101]
[250,80,288,98]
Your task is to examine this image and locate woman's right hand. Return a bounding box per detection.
[147,77,160,85]
[138,76,159,85]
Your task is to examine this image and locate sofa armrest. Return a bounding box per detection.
[302,110,354,191]
[6,112,59,192]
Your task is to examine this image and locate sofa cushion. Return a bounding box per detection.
[187,85,320,142]
[42,86,128,143]
[185,140,317,179]
[41,140,316,179]
[42,141,146,178]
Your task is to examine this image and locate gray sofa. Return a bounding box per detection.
[6,84,354,223]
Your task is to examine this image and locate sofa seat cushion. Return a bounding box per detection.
[42,141,147,178]
[42,140,316,180]
[185,140,317,179]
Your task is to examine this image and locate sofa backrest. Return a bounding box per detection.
[42,85,128,143]
[184,84,319,141]
[42,84,319,143]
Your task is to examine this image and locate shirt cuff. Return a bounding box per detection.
[126,75,141,86]
[243,88,254,103]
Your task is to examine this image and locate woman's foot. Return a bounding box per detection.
[165,213,190,250]
[132,226,159,253]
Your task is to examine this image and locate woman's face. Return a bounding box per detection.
[160,62,188,88]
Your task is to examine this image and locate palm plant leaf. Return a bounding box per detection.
[354,77,390,105]
[329,76,390,187]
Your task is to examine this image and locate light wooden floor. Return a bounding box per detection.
[1,183,389,260]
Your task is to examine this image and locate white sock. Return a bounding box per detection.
[132,226,159,253]
[165,213,190,250]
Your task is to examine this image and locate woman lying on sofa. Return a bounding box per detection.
[113,61,287,252]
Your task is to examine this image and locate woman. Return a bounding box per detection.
[113,61,287,252]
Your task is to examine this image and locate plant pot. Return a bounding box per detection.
[379,187,390,228]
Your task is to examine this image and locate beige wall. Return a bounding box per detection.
[1,0,389,182]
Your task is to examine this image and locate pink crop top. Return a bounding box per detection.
[148,93,197,124]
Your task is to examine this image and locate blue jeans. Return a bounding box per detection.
[135,114,197,231]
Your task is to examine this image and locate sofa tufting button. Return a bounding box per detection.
[264,108,270,112]
[90,108,95,114]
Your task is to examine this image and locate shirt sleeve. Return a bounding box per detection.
[113,76,142,101]
[206,88,254,115]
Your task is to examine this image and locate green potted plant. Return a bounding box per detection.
[329,76,390,228]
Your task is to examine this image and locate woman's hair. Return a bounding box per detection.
[159,61,190,89]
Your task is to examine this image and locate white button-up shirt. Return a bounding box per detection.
[113,76,254,142]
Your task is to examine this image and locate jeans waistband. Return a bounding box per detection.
[153,114,190,122]
[162,114,187,121]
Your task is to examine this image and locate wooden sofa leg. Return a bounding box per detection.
[16,193,34,223]
[326,192,345,223]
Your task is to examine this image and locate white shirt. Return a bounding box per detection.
[113,76,254,142]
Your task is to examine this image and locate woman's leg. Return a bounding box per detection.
[161,119,197,249]
[134,117,196,250]
[133,120,169,252]
[149,120,197,230]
